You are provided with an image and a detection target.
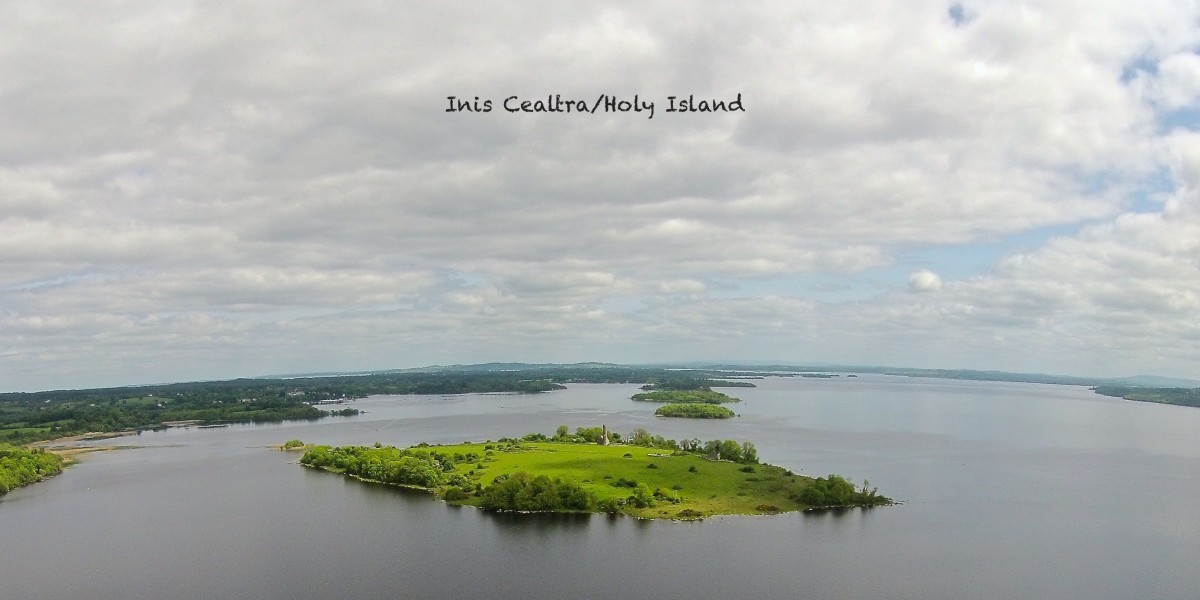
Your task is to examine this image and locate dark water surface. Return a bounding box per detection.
[3,376,1199,599]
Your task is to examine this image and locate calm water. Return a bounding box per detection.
[3,375,1199,599]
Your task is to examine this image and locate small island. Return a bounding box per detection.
[299,427,892,520]
[638,377,757,390]
[630,389,741,404]
[654,403,735,418]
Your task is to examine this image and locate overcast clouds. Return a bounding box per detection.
[3,1,1200,391]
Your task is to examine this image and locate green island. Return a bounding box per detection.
[655,403,735,419]
[638,378,757,390]
[299,427,892,520]
[0,444,64,496]
[631,389,741,404]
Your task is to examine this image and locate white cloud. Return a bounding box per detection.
[909,270,944,293]
[4,1,1200,389]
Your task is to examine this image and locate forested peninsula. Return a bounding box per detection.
[0,372,571,445]
[0,444,64,496]
[1092,386,1200,408]
[299,427,892,520]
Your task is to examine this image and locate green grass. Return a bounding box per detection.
[381,441,854,519]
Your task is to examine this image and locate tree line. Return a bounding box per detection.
[300,444,477,491]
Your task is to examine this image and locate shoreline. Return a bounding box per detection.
[27,431,142,463]
[28,429,139,449]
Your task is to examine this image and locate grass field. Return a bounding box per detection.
[465,442,808,518]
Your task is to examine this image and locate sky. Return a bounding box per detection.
[4,1,1200,392]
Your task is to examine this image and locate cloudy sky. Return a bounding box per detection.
[4,1,1200,391]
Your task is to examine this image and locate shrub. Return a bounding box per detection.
[628,484,656,508]
[653,488,681,504]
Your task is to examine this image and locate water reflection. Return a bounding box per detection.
[801,506,856,520]
[485,511,593,531]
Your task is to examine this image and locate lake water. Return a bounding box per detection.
[3,375,1199,599]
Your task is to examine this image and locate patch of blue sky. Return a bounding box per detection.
[1158,106,1200,133]
[947,4,967,26]
[1071,165,1173,214]
[698,223,1096,304]
[1117,54,1200,133]
[1124,167,1175,213]
[895,225,1077,278]
[3,272,104,292]
[1120,56,1157,84]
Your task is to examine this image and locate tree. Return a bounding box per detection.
[719,439,743,463]
[740,441,758,464]
[628,484,656,508]
[629,428,652,446]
